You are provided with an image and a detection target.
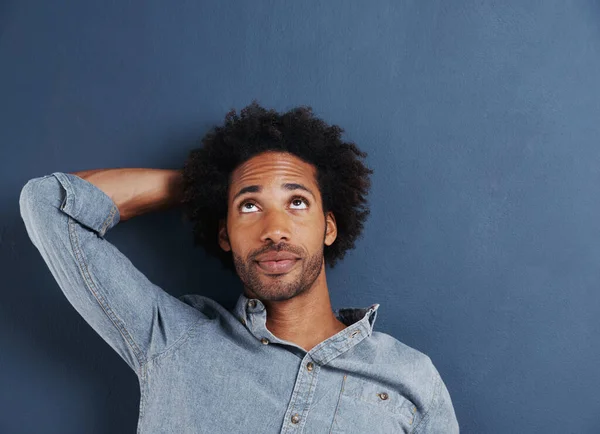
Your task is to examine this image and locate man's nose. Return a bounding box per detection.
[259,209,292,244]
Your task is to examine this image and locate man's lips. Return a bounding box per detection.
[255,258,300,274]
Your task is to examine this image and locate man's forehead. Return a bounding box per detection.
[230,152,317,186]
[228,152,320,202]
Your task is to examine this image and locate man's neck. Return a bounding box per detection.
[255,273,348,352]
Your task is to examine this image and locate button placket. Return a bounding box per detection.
[281,355,319,433]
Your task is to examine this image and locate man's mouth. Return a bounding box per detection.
[255,259,299,274]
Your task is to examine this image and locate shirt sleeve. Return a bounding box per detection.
[413,365,460,434]
[19,172,205,376]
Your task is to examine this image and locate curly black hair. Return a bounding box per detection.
[180,100,373,274]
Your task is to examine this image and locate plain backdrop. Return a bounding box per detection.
[2,1,600,433]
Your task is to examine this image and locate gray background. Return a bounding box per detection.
[2,1,600,432]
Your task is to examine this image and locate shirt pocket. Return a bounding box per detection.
[329,374,417,434]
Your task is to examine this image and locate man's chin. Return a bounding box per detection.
[256,270,297,283]
[253,286,301,302]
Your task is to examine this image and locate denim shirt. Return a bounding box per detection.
[19,172,459,434]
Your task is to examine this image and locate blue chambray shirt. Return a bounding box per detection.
[19,172,459,434]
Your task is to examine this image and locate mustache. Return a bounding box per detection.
[251,242,302,260]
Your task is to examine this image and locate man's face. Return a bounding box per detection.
[218,151,337,302]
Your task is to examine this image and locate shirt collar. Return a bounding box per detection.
[232,292,380,362]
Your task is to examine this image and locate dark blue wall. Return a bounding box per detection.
[3,1,600,432]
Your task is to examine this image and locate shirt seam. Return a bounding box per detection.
[99,203,118,237]
[328,373,347,433]
[411,371,442,434]
[67,215,147,373]
[137,362,148,434]
[144,315,205,367]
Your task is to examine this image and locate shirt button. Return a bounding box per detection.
[248,300,256,308]
[241,318,246,325]
[378,392,389,400]
[261,338,270,345]
[291,414,300,424]
[306,362,314,371]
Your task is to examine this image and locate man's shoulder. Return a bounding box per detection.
[364,331,445,395]
[369,330,436,370]
[363,331,457,430]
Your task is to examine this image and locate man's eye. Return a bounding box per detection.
[291,197,309,209]
[239,197,309,213]
[240,202,257,212]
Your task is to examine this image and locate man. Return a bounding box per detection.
[19,102,459,433]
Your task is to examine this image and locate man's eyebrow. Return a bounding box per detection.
[232,183,315,201]
[284,183,315,199]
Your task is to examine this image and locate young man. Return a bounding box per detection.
[19,102,459,433]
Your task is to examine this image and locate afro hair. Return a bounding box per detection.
[180,100,373,273]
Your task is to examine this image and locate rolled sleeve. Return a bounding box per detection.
[52,172,120,237]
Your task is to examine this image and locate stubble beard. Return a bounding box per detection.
[232,245,324,302]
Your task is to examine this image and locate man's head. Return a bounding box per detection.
[216,151,336,301]
[181,101,373,296]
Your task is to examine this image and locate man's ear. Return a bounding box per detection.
[218,219,231,252]
[324,212,337,246]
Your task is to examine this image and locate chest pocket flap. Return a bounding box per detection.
[342,374,417,420]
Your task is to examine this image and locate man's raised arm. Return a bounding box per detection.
[70,168,184,222]
[19,169,205,376]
